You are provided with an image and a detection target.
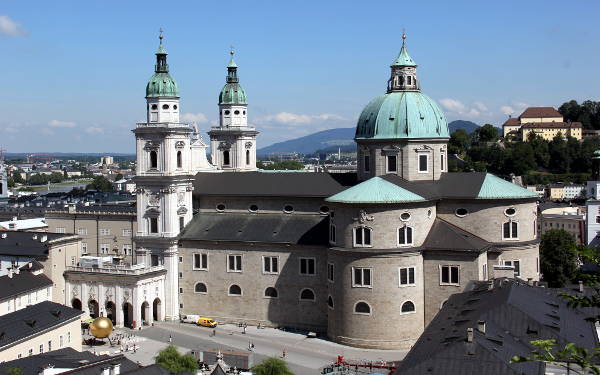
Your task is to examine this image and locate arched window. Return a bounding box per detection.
[354,301,371,315]
[503,221,519,239]
[401,301,416,314]
[398,226,413,246]
[194,283,207,294]
[299,288,315,301]
[246,150,250,165]
[327,296,334,309]
[354,227,372,247]
[228,284,242,296]
[150,151,158,169]
[223,151,230,166]
[264,287,278,298]
[177,151,182,169]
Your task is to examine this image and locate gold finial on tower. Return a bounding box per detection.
[230,45,235,56]
[159,28,164,41]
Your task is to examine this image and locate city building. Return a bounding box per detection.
[525,185,545,198]
[564,184,586,200]
[0,301,83,362]
[0,162,8,200]
[0,261,53,316]
[0,217,47,231]
[548,184,566,200]
[45,205,137,264]
[502,107,583,141]
[395,278,599,375]
[173,34,540,349]
[539,206,585,244]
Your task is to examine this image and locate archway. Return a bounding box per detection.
[153,298,161,322]
[88,300,99,318]
[141,302,150,326]
[72,298,82,310]
[105,301,116,325]
[122,303,133,328]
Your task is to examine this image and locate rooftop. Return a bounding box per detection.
[521,121,582,129]
[0,262,52,301]
[0,231,79,257]
[520,106,563,119]
[326,176,426,204]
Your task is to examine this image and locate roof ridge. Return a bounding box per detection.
[435,217,491,245]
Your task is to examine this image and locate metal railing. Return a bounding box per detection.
[66,264,165,275]
[136,122,192,129]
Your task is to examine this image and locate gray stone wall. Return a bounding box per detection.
[327,249,424,349]
[437,200,538,243]
[495,243,540,281]
[330,202,436,249]
[178,241,328,331]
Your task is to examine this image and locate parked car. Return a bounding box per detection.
[198,317,217,327]
[181,314,200,324]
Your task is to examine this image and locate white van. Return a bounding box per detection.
[181,314,200,324]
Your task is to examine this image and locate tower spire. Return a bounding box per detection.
[155,28,168,73]
[387,31,419,92]
[226,46,239,83]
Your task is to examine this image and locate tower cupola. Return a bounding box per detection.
[145,30,180,123]
[387,33,419,92]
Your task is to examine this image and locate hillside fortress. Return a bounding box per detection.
[130,32,539,349]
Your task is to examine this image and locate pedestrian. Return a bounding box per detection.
[243,326,246,334]
[282,349,286,358]
[169,334,172,344]
[248,341,252,351]
[251,342,255,350]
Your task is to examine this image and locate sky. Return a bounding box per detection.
[1,0,599,153]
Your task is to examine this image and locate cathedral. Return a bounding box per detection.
[132,33,540,349]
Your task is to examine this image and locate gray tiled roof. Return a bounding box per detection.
[397,279,599,375]
[0,264,53,301]
[0,231,77,257]
[0,301,83,349]
[179,212,328,245]
[423,219,491,253]
[0,348,110,375]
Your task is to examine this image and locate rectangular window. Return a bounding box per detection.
[122,229,132,236]
[99,228,110,236]
[150,217,158,234]
[179,217,185,232]
[440,153,445,171]
[299,257,316,275]
[68,332,71,343]
[77,228,87,235]
[418,154,428,172]
[55,227,66,234]
[503,221,519,239]
[122,244,132,255]
[364,155,370,172]
[398,226,413,246]
[193,253,208,270]
[327,262,334,282]
[227,254,242,272]
[48,340,52,351]
[352,267,372,288]
[178,272,182,279]
[440,265,460,285]
[151,254,159,267]
[39,344,43,353]
[504,260,521,277]
[81,242,88,254]
[29,348,33,356]
[59,335,64,348]
[387,155,397,172]
[354,227,372,247]
[329,224,336,244]
[263,256,279,274]
[483,263,488,280]
[100,244,109,254]
[399,267,416,286]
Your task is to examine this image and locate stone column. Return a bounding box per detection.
[81,282,90,318]
[132,284,141,329]
[116,286,124,328]
[163,244,179,320]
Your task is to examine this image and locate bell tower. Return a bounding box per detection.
[133,31,194,321]
[209,49,259,171]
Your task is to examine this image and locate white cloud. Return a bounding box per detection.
[500,102,528,116]
[181,112,208,123]
[48,120,76,128]
[500,106,515,115]
[257,112,344,125]
[86,127,104,134]
[474,101,488,112]
[439,98,481,118]
[0,15,28,36]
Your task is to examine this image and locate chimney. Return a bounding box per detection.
[32,234,38,240]
[12,216,17,222]
[14,267,20,275]
[8,269,13,278]
[579,281,584,293]
[477,320,486,334]
[102,367,110,375]
[111,363,121,375]
[466,327,474,343]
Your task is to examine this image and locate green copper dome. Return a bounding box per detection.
[145,33,179,98]
[219,50,247,105]
[355,91,449,139]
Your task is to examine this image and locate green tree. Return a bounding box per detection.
[12,171,24,184]
[548,134,570,173]
[28,173,49,185]
[155,345,198,374]
[251,357,294,375]
[49,172,64,184]
[527,133,550,169]
[86,176,114,192]
[476,124,498,142]
[448,129,470,155]
[539,229,578,287]
[506,142,536,176]
[7,367,24,375]
[115,173,124,181]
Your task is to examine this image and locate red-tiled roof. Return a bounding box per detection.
[521,121,582,129]
[520,106,562,118]
[502,117,520,127]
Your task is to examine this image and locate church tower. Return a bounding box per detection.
[132,32,194,321]
[209,49,258,171]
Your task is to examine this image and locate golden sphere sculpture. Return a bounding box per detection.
[90,317,113,339]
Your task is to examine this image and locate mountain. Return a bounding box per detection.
[448,120,480,133]
[257,120,484,156]
[258,128,355,155]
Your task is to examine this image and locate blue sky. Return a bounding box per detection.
[1,0,599,153]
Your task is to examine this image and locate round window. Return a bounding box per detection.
[505,207,517,216]
[173,104,178,110]
[234,110,240,115]
[427,209,432,218]
[319,205,330,214]
[284,205,294,213]
[243,110,246,115]
[224,110,231,115]
[455,208,469,217]
[400,212,411,221]
[216,204,225,212]
[249,204,258,212]
[151,104,158,110]
[162,104,169,109]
